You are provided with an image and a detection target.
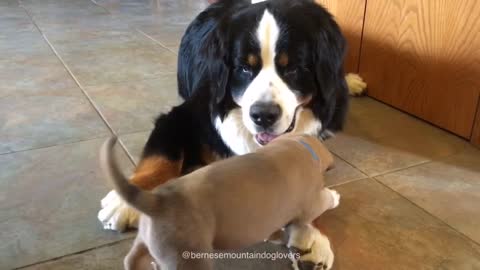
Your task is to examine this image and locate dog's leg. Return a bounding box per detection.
[125,236,155,270]
[345,73,367,96]
[287,224,334,270]
[98,189,139,231]
[98,155,184,232]
[99,105,197,232]
[98,156,183,231]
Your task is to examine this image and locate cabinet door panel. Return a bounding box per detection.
[316,0,367,73]
[359,0,480,138]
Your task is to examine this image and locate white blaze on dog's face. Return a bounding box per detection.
[237,11,303,145]
[223,10,319,150]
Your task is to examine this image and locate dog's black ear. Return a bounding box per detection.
[201,22,231,119]
[309,7,349,133]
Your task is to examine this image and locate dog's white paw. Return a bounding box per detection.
[98,190,139,232]
[325,188,340,209]
[288,225,334,270]
[346,73,367,96]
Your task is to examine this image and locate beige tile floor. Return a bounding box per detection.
[1,0,479,269]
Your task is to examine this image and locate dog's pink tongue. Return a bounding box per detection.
[255,133,278,145]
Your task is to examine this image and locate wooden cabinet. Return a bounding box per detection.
[318,0,480,144]
[316,0,367,73]
[359,0,480,139]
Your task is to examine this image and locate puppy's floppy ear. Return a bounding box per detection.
[201,22,231,119]
[309,6,349,133]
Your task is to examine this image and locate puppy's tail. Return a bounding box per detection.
[100,136,162,216]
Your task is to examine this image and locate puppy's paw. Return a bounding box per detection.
[288,226,334,270]
[325,188,340,209]
[346,73,367,96]
[98,190,139,232]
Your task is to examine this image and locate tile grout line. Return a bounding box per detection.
[367,159,433,178]
[21,5,137,166]
[325,152,369,187]
[327,146,427,179]
[328,145,480,246]
[327,176,369,188]
[371,177,480,248]
[90,0,178,56]
[137,29,179,55]
[329,151,369,177]
[80,71,177,88]
[13,237,135,270]
[367,143,470,178]
[89,0,111,13]
[0,127,155,157]
[0,134,110,157]
[330,136,468,180]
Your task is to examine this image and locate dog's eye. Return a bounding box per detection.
[239,66,253,77]
[242,66,252,74]
[284,68,298,77]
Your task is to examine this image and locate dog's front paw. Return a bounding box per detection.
[98,190,139,232]
[288,225,334,270]
[300,229,334,270]
[346,73,367,96]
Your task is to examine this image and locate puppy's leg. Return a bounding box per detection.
[174,233,214,270]
[287,189,340,270]
[125,236,155,270]
[154,244,214,270]
[178,251,213,270]
[311,188,340,217]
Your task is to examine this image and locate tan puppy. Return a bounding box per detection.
[100,134,340,270]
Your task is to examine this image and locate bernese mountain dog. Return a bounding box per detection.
[98,0,366,268]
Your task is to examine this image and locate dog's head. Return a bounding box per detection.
[205,0,349,154]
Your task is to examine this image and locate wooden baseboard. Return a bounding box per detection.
[471,103,480,147]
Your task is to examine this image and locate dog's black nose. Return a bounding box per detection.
[249,102,281,128]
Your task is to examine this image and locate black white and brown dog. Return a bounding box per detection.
[98,0,366,268]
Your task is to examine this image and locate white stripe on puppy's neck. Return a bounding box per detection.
[252,0,267,4]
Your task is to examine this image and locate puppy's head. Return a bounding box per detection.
[206,0,348,154]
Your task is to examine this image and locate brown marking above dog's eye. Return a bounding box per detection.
[247,54,259,67]
[278,52,289,67]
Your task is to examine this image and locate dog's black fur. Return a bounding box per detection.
[143,0,348,172]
